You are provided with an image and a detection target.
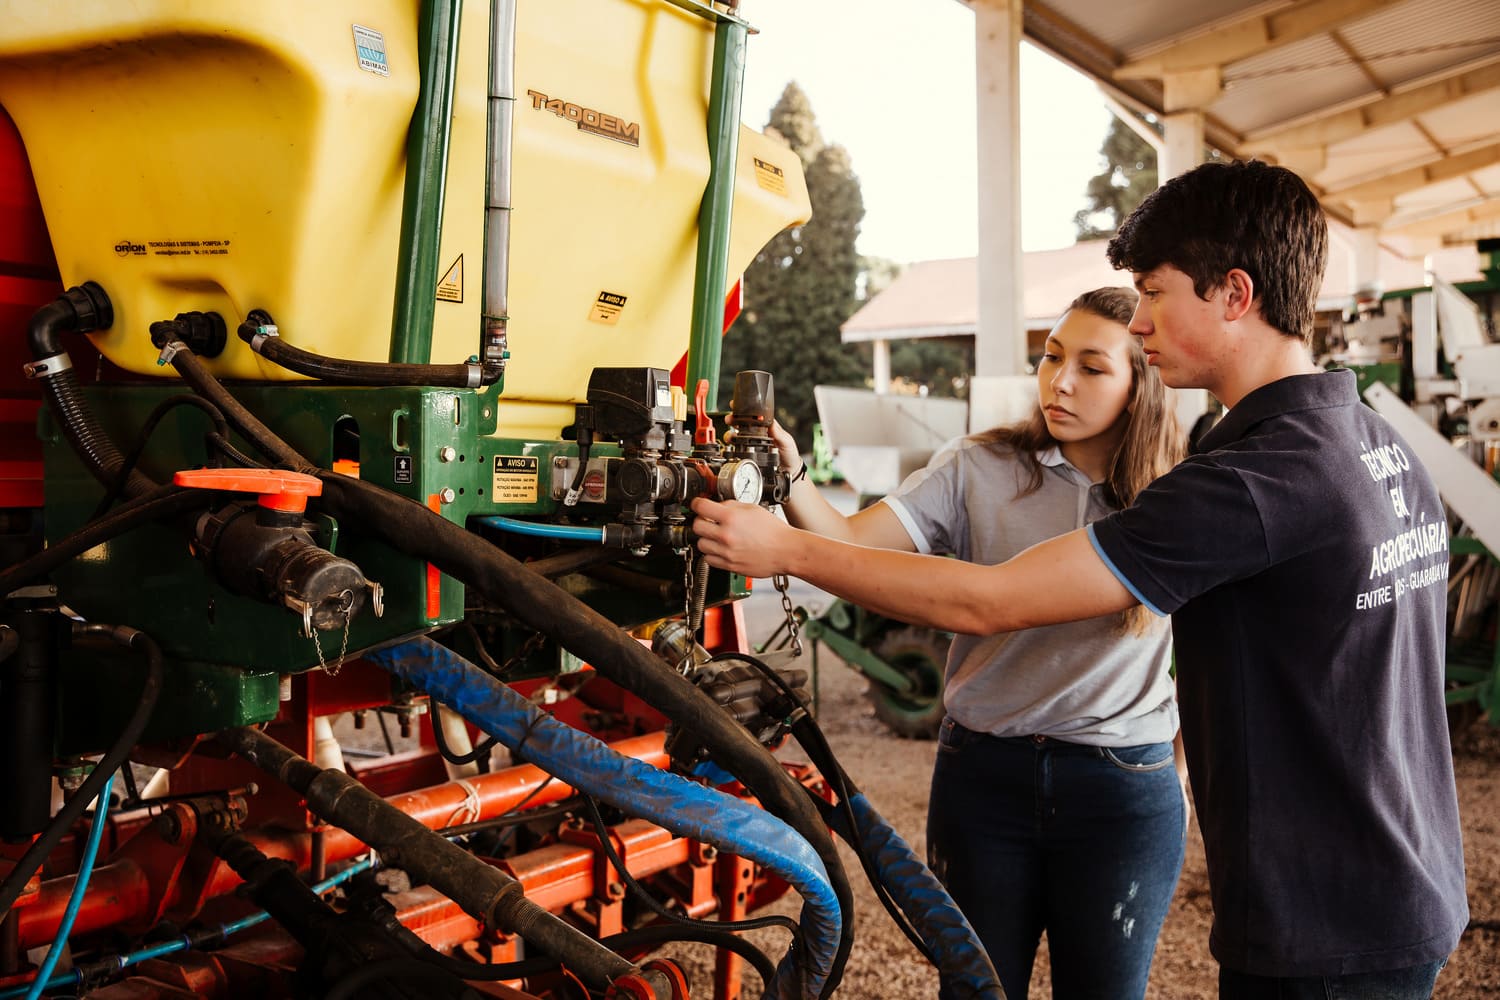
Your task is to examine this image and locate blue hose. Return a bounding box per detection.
[3,855,375,1000]
[24,772,114,1000]
[367,637,842,1000]
[477,515,604,541]
[844,792,1003,999]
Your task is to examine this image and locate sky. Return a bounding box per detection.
[739,0,1116,265]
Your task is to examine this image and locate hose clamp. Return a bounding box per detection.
[249,324,279,352]
[22,352,72,379]
[465,363,483,388]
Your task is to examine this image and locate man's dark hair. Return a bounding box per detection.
[1105,160,1328,343]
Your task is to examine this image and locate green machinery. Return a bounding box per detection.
[1330,242,1500,724]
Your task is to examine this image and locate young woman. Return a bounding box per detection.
[769,287,1187,999]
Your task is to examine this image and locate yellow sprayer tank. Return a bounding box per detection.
[0,0,809,435]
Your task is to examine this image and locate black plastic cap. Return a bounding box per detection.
[63,281,114,333]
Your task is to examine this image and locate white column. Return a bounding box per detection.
[1160,109,1210,425]
[973,0,1025,376]
[872,338,891,394]
[1351,226,1383,306]
[1161,110,1205,181]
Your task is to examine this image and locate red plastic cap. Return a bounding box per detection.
[173,468,323,513]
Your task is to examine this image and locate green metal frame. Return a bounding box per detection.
[390,0,465,365]
[683,6,748,405]
[1445,535,1500,721]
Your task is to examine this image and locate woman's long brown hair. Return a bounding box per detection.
[970,286,1185,634]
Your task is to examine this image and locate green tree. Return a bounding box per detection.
[889,338,972,399]
[1074,115,1158,240]
[719,82,868,454]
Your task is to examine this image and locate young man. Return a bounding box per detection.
[691,160,1468,998]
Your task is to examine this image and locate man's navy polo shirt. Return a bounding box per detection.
[1089,369,1467,976]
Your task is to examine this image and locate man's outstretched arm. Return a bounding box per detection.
[690,497,1138,635]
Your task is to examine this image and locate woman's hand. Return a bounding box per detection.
[769,420,801,473]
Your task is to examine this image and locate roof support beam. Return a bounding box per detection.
[1115,0,1405,79]
[1326,142,1500,203]
[1384,197,1500,238]
[1245,58,1500,153]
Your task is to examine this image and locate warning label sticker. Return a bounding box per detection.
[588,291,628,326]
[492,455,539,503]
[752,157,787,195]
[353,25,390,77]
[436,254,463,303]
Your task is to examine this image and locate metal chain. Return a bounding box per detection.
[312,611,353,676]
[772,573,802,657]
[683,551,696,631]
[312,590,355,676]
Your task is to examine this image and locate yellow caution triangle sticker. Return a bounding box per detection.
[436,254,463,303]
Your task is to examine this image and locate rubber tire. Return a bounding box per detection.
[866,626,948,740]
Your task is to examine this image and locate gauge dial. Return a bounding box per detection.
[717,460,764,504]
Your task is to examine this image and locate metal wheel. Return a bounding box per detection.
[867,626,948,739]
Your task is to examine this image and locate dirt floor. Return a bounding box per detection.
[660,571,1500,999]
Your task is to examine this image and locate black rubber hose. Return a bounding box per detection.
[711,652,937,964]
[219,726,640,991]
[90,394,231,519]
[238,314,492,388]
[322,956,475,1000]
[26,283,156,499]
[429,706,498,766]
[0,485,214,594]
[409,921,778,990]
[0,623,163,917]
[580,792,800,936]
[167,344,856,994]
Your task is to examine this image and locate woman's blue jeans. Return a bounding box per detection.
[927,717,1186,1000]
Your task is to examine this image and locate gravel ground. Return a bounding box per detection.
[655,556,1500,999]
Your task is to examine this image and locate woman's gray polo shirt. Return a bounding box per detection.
[882,439,1177,746]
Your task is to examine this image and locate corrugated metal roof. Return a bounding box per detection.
[1003,0,1500,253]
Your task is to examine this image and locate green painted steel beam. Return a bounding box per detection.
[390,0,464,365]
[684,16,747,406]
[799,618,917,695]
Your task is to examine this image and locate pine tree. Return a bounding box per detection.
[719,83,868,454]
[1074,116,1158,240]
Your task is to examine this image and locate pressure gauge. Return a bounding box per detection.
[716,460,764,504]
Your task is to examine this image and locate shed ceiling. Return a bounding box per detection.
[984,0,1500,252]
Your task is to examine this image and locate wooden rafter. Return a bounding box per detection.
[1326,141,1500,202]
[1244,58,1500,153]
[1115,0,1406,78]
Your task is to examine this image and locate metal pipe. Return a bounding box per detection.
[684,13,749,405]
[221,726,641,990]
[14,734,668,949]
[389,0,464,365]
[481,0,517,379]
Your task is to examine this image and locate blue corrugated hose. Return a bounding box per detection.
[368,637,842,1000]
[845,792,1003,999]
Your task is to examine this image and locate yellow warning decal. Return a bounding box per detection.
[753,157,787,196]
[436,254,463,303]
[492,455,539,503]
[588,290,628,326]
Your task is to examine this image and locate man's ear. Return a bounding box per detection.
[1222,268,1255,322]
